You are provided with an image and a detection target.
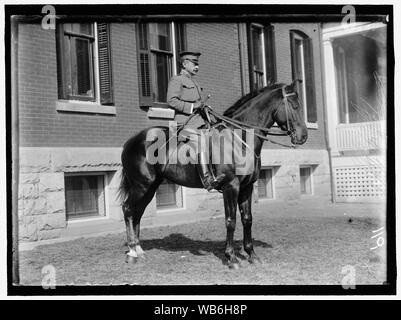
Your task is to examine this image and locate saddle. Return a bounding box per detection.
[176,105,217,141]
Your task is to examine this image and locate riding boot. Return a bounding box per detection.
[198,151,226,191]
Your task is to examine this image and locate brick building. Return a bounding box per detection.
[16,18,332,242]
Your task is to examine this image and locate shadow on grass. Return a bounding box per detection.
[139,233,272,266]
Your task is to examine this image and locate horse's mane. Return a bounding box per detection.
[223,82,284,118]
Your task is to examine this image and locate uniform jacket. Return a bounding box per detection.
[167,69,204,125]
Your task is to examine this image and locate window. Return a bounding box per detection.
[137,22,187,107]
[64,174,106,220]
[247,23,276,91]
[56,22,113,105]
[333,27,386,124]
[258,168,274,199]
[300,166,313,195]
[290,30,317,124]
[156,180,183,209]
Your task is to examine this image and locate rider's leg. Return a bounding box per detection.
[198,150,226,191]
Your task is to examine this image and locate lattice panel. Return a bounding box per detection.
[335,165,385,200]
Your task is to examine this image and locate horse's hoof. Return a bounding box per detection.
[125,255,138,264]
[229,262,240,270]
[248,256,262,264]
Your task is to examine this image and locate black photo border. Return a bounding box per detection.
[5,3,395,296]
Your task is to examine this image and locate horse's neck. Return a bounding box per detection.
[231,94,275,128]
[229,98,274,157]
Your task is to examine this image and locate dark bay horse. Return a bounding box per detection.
[119,81,308,268]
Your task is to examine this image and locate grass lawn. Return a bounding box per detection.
[19,202,387,286]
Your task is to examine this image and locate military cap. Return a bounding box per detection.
[180,51,201,64]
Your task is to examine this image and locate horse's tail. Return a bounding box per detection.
[117,166,131,205]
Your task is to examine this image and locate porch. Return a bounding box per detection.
[322,22,387,203]
[336,120,386,152]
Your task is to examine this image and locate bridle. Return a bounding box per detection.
[274,85,298,139]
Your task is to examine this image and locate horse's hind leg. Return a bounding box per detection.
[124,181,161,263]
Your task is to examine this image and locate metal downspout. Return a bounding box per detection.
[318,23,336,203]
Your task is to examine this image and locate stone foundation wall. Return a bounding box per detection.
[18,147,332,242]
[18,147,123,242]
[18,171,65,241]
[260,149,332,201]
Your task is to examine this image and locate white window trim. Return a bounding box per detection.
[56,100,116,115]
[171,22,178,76]
[64,172,110,224]
[93,22,101,105]
[56,22,116,115]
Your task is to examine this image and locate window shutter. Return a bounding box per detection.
[97,23,113,105]
[56,24,68,99]
[246,24,256,92]
[264,25,276,85]
[137,23,153,106]
[304,37,317,123]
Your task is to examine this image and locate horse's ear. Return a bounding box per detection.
[290,78,302,90]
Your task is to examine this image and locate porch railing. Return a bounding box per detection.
[336,121,386,151]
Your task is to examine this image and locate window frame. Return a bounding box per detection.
[64,172,109,222]
[57,23,97,102]
[290,30,318,128]
[156,179,184,210]
[137,21,187,109]
[257,167,275,200]
[149,23,174,104]
[299,166,314,196]
[56,22,114,114]
[247,23,276,92]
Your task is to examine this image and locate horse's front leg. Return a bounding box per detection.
[222,179,240,269]
[238,184,261,264]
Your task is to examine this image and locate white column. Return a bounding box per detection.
[323,38,340,156]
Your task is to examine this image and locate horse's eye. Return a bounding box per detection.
[289,96,300,109]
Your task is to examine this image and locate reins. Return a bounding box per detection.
[158,85,296,175]
[207,108,295,149]
[202,85,297,148]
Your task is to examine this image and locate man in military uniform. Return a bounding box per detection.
[167,51,225,191]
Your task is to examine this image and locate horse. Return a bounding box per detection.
[119,80,308,269]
